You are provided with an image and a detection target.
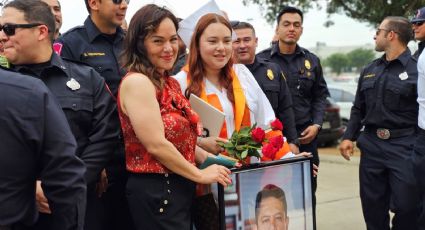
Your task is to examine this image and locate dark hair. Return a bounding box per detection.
[121,4,178,89]
[4,0,55,42]
[277,6,303,25]
[384,16,413,45]
[230,21,256,36]
[185,13,235,103]
[255,184,287,221]
[84,0,90,13]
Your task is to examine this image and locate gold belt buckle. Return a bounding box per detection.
[376,128,390,140]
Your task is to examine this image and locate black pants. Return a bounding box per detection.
[126,173,195,230]
[296,123,319,229]
[31,184,99,230]
[357,131,419,230]
[296,124,319,207]
[412,129,425,230]
[101,144,135,230]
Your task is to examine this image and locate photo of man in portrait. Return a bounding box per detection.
[255,184,289,230]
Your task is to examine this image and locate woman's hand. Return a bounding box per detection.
[198,164,232,187]
[198,136,228,155]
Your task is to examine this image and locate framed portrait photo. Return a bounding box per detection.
[217,157,315,230]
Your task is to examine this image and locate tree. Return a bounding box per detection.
[242,0,425,26]
[347,48,375,72]
[324,53,349,75]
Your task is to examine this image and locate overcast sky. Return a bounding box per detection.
[60,0,376,51]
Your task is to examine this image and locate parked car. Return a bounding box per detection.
[327,86,356,127]
[317,97,345,146]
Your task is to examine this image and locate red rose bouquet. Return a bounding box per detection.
[218,119,290,164]
[217,124,264,163]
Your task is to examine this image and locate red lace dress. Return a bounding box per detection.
[118,75,199,173]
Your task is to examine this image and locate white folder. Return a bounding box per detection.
[189,93,225,137]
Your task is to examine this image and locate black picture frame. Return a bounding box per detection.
[217,156,315,230]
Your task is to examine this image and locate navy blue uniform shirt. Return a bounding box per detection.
[56,16,126,96]
[413,41,425,59]
[257,43,329,127]
[245,57,297,142]
[0,68,86,228]
[13,53,119,185]
[343,49,418,140]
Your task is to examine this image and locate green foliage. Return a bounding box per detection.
[242,0,425,26]
[217,123,262,162]
[347,48,375,72]
[324,48,376,74]
[324,53,349,75]
[242,0,319,25]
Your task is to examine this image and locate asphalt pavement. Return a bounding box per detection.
[316,146,366,230]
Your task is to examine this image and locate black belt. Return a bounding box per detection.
[365,126,416,140]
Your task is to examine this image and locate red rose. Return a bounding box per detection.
[262,143,278,159]
[251,127,266,143]
[270,119,283,131]
[269,135,284,149]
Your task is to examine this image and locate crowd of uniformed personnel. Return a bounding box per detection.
[0,0,424,229]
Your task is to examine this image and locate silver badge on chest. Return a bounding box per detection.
[399,72,408,81]
[66,78,80,91]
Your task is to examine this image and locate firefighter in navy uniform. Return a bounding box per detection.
[231,21,298,153]
[54,10,126,97]
[0,67,86,230]
[339,17,419,230]
[0,1,118,229]
[256,7,329,217]
[55,1,134,229]
[411,6,425,229]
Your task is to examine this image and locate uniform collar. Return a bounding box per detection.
[49,52,69,74]
[246,57,262,70]
[418,41,425,56]
[14,52,68,76]
[84,16,125,43]
[270,42,305,57]
[379,49,411,67]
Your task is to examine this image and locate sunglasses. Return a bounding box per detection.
[412,21,424,26]
[230,20,240,28]
[112,0,130,4]
[0,23,42,36]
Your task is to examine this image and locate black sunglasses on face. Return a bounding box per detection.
[413,21,425,26]
[230,20,240,28]
[112,0,130,4]
[0,23,42,36]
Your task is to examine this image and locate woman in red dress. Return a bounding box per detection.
[118,4,232,229]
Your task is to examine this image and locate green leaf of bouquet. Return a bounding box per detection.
[239,127,250,136]
[227,148,236,157]
[249,149,261,158]
[247,140,260,146]
[235,145,247,151]
[223,142,234,148]
[241,150,248,159]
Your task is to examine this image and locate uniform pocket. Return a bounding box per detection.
[263,84,280,109]
[298,76,314,97]
[384,82,401,110]
[360,79,377,107]
[58,96,94,134]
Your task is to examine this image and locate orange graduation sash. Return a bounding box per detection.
[183,65,250,139]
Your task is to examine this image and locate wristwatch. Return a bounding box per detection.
[313,124,322,130]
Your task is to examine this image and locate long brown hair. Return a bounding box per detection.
[121,4,178,89]
[185,13,235,103]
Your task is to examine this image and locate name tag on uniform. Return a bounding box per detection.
[83,52,106,57]
[399,72,408,80]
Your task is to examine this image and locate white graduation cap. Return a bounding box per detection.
[178,0,235,47]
